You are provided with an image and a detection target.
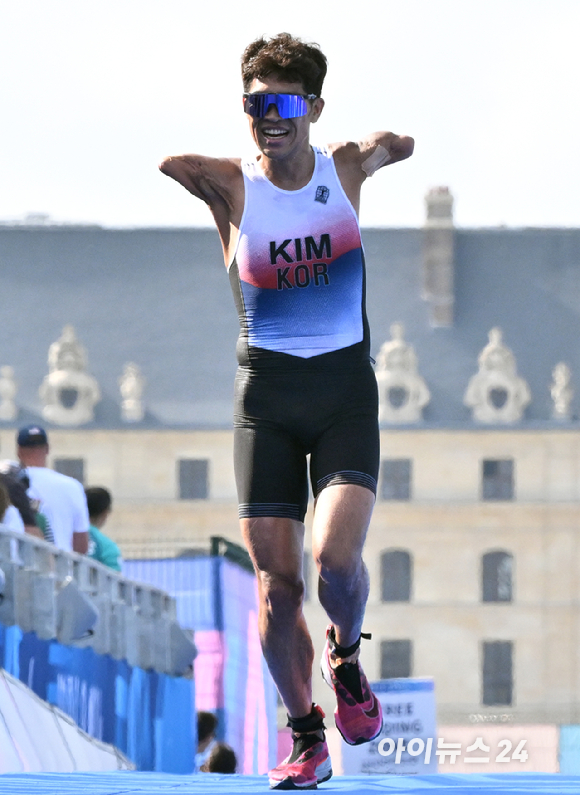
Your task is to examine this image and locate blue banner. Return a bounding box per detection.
[123,556,278,774]
[0,621,194,773]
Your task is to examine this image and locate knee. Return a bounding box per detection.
[258,571,306,618]
[314,544,362,584]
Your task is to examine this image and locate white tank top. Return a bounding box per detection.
[229,146,370,364]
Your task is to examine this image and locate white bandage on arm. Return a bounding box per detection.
[361,144,391,177]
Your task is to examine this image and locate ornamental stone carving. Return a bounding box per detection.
[551,362,573,421]
[464,328,530,424]
[119,362,145,422]
[375,322,430,424]
[0,366,17,421]
[39,325,101,426]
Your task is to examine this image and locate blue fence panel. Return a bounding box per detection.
[123,555,278,774]
[0,621,194,773]
[154,672,196,774]
[221,559,277,774]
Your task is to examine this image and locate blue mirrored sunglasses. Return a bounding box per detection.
[243,92,317,119]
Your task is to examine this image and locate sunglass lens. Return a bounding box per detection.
[275,95,308,118]
[244,94,309,119]
[244,94,268,117]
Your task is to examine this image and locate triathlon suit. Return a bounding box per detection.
[229,145,379,522]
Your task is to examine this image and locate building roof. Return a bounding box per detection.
[1,224,579,429]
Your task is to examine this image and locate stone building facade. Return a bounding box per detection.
[1,193,580,728]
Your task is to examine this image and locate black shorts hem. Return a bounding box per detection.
[315,470,377,498]
[238,503,304,521]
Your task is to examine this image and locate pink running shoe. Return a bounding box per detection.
[269,705,332,790]
[320,625,383,746]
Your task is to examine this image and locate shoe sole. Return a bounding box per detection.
[336,719,382,746]
[269,758,333,789]
[269,772,332,790]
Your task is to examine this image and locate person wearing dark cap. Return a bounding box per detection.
[17,425,89,554]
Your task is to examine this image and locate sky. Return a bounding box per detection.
[0,0,578,229]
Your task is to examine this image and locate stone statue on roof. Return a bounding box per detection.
[550,362,573,421]
[40,326,101,426]
[119,362,145,422]
[0,365,17,422]
[375,322,430,424]
[464,327,530,423]
[48,324,88,373]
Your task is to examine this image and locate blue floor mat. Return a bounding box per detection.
[0,773,579,795]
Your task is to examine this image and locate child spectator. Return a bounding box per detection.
[84,487,122,571]
[200,742,237,774]
[196,711,218,769]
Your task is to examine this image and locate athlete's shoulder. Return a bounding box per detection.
[159,153,242,173]
[327,140,360,159]
[159,153,243,205]
[329,133,414,178]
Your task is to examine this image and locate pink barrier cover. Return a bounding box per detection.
[193,630,225,711]
[437,724,559,773]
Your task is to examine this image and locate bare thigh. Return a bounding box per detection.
[311,483,375,575]
[240,516,306,590]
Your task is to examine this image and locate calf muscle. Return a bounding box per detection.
[241,516,313,717]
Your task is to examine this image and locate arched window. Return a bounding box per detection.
[380,459,412,500]
[381,549,412,602]
[482,551,513,602]
[482,640,513,705]
[482,459,514,501]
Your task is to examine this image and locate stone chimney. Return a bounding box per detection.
[422,187,454,327]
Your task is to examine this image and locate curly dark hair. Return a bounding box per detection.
[241,33,327,97]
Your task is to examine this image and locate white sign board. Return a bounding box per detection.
[341,678,437,775]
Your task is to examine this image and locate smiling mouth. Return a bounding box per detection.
[262,128,289,139]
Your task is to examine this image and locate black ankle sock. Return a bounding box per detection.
[328,626,372,659]
[288,731,323,763]
[334,661,364,703]
[286,705,325,734]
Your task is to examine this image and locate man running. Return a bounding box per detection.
[160,32,414,789]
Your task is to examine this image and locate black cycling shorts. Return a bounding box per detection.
[233,353,379,522]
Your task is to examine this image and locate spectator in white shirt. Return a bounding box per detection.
[17,425,89,554]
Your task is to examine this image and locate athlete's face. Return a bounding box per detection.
[245,77,324,161]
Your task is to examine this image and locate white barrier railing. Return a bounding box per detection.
[0,667,135,773]
[0,526,195,676]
